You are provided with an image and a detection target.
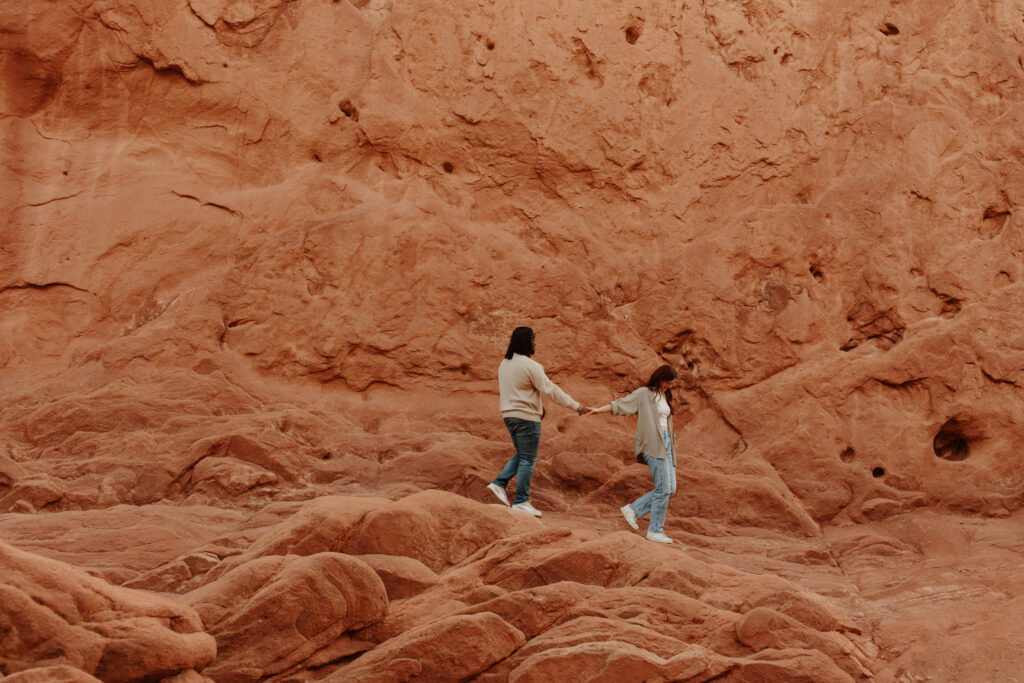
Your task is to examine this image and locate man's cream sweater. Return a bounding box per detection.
[499,353,579,422]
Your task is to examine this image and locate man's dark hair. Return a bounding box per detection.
[505,327,535,359]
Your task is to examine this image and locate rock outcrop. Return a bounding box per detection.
[4,0,1024,679]
[0,541,215,681]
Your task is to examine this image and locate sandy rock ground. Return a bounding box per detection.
[4,0,1024,680]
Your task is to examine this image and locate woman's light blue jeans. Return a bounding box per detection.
[627,430,676,533]
[493,417,542,505]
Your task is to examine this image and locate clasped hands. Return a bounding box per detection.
[576,404,606,416]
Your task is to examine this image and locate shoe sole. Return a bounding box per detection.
[646,537,673,544]
[511,507,542,517]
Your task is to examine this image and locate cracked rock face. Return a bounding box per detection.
[3,0,1024,680]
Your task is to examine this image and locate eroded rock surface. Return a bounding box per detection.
[0,541,215,681]
[4,0,1024,680]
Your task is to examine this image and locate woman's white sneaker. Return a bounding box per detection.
[487,483,510,506]
[511,501,543,517]
[620,505,639,531]
[646,531,673,544]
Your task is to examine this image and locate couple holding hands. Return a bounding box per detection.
[486,326,684,544]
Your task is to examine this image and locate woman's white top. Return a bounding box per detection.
[656,392,670,430]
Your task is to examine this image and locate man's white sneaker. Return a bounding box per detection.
[620,505,639,531]
[511,501,543,517]
[646,531,673,544]
[487,483,510,507]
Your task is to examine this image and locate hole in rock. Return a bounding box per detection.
[933,418,975,461]
[62,170,68,176]
[810,266,824,282]
[983,206,1010,219]
[879,23,900,35]
[486,40,495,50]
[938,295,961,318]
[780,53,793,65]
[840,447,855,463]
[320,451,333,460]
[442,161,454,173]
[981,206,1010,237]
[997,270,1014,284]
[625,25,642,44]
[338,99,359,121]
[312,152,322,163]
[872,467,886,478]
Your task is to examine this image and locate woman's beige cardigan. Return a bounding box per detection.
[610,387,675,461]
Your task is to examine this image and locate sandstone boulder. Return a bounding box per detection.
[211,490,528,580]
[736,607,873,679]
[508,641,727,683]
[0,541,215,681]
[0,503,245,584]
[1,665,103,682]
[355,553,440,600]
[186,552,388,682]
[326,613,525,683]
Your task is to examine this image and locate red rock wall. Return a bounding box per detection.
[5,0,1023,521]
[4,0,1024,680]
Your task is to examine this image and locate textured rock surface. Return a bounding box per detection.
[0,541,215,681]
[187,552,388,682]
[3,0,1024,680]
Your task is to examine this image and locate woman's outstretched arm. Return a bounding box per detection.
[586,387,648,416]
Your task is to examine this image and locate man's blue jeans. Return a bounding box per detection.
[493,417,542,504]
[627,430,676,533]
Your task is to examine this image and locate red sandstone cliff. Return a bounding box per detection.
[3,0,1024,680]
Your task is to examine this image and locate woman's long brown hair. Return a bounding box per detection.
[644,364,677,414]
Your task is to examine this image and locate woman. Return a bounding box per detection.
[588,365,679,544]
[487,326,585,517]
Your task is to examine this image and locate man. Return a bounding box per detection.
[487,326,586,517]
